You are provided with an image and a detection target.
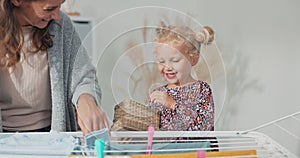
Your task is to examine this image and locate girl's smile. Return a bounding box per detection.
[155,44,196,86]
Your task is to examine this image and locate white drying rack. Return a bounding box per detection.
[71,111,300,158]
[0,130,297,158]
[67,130,297,158]
[0,111,298,157]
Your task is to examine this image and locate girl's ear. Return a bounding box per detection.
[11,0,23,7]
[189,52,199,66]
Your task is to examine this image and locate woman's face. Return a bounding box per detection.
[155,43,195,87]
[12,0,65,28]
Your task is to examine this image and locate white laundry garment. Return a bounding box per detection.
[0,131,75,156]
[84,128,110,148]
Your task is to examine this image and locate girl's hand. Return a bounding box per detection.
[77,94,110,136]
[149,91,176,110]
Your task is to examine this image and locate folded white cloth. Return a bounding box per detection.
[0,131,75,156]
[84,128,110,148]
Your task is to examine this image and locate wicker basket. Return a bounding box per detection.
[111,99,160,131]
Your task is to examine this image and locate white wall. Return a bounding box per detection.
[70,0,300,156]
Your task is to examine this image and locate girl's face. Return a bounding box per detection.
[12,0,65,28]
[155,44,196,87]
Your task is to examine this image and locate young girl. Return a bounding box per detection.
[149,22,215,131]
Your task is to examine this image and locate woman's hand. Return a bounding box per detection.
[77,94,110,136]
[149,91,176,110]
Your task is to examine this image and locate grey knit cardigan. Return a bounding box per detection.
[0,12,102,132]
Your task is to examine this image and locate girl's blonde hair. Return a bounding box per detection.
[155,21,215,57]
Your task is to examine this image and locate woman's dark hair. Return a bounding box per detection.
[0,0,54,69]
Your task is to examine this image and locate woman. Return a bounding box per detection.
[0,0,109,135]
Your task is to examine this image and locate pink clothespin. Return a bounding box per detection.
[197,150,206,158]
[146,126,155,155]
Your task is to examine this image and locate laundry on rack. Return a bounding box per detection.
[85,128,110,148]
[68,150,257,158]
[130,149,257,158]
[68,155,131,158]
[0,131,75,156]
[106,141,211,155]
[205,150,257,157]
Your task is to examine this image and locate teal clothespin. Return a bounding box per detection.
[95,138,105,158]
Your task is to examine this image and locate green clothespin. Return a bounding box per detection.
[95,138,105,158]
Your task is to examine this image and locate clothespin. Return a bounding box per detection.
[146,126,155,155]
[95,138,105,158]
[197,150,206,158]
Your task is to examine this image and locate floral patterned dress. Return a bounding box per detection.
[148,80,214,131]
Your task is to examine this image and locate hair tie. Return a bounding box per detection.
[194,27,213,45]
[202,28,210,44]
